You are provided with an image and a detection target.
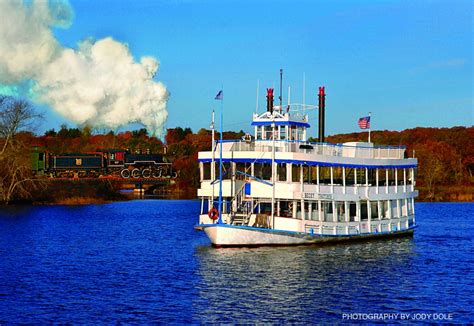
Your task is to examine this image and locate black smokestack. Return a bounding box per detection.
[318,86,325,142]
[266,88,274,112]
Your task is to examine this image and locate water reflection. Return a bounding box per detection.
[193,238,415,323]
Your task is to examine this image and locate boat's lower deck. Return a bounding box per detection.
[198,213,415,237]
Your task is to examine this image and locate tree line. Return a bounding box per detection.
[0,95,472,203]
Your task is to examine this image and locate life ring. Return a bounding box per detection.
[208,207,219,221]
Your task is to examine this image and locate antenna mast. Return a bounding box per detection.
[255,79,260,113]
[279,69,283,110]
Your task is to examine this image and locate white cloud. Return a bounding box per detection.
[0,0,168,135]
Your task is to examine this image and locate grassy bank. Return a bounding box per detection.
[417,185,474,202]
[31,180,128,205]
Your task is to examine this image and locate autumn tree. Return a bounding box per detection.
[0,96,43,204]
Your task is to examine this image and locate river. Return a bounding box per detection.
[0,201,472,323]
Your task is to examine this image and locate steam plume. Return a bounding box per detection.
[0,0,168,135]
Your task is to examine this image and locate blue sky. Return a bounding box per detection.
[46,0,472,136]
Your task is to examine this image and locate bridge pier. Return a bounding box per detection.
[133,182,145,198]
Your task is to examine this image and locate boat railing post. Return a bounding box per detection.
[330,166,334,194]
[344,201,350,235]
[376,168,379,194]
[365,167,369,198]
[316,165,320,194]
[367,200,372,233]
[342,166,346,194]
[403,168,407,192]
[354,168,358,195]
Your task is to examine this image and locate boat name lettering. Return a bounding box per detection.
[301,193,333,200]
[319,194,333,200]
[302,192,315,199]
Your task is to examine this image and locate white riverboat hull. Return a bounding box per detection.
[201,224,415,248]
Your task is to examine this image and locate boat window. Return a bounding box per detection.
[380,201,389,219]
[321,201,333,222]
[388,169,396,185]
[296,202,302,219]
[370,201,378,219]
[357,168,367,185]
[254,163,262,179]
[335,202,345,222]
[262,163,272,180]
[401,199,407,216]
[221,162,231,180]
[407,199,414,215]
[309,166,318,184]
[290,126,297,141]
[291,164,300,182]
[279,200,293,217]
[259,202,272,214]
[360,202,368,221]
[368,168,376,186]
[378,168,387,185]
[256,127,262,140]
[235,162,250,180]
[277,163,287,181]
[264,126,273,140]
[255,163,271,180]
[398,169,405,185]
[203,163,211,180]
[390,200,398,218]
[407,168,415,185]
[299,127,305,141]
[319,166,331,184]
[279,126,286,140]
[333,167,343,185]
[349,202,357,222]
[345,168,355,185]
[302,165,310,183]
[307,202,319,220]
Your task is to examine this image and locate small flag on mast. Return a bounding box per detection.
[215,90,223,100]
[358,116,371,129]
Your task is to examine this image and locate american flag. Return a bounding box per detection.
[214,90,223,100]
[358,116,371,129]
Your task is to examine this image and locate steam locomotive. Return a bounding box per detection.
[31,148,175,179]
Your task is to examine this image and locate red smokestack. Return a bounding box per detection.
[266,88,274,112]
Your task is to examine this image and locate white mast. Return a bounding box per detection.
[303,72,306,109]
[288,86,291,111]
[368,111,372,143]
[255,79,260,113]
[210,109,215,206]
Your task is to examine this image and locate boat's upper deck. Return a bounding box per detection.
[199,139,416,169]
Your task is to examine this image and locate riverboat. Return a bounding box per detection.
[195,81,418,247]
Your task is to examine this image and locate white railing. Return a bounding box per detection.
[229,140,405,159]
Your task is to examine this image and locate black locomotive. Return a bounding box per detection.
[32,148,175,179]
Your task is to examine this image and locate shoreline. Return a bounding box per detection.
[9,195,474,206]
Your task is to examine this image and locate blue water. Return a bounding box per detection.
[0,201,473,323]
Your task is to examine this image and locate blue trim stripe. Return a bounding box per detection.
[251,121,310,128]
[199,157,417,169]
